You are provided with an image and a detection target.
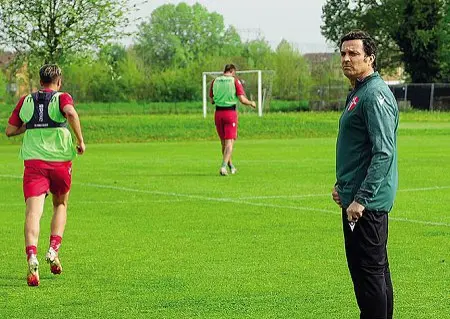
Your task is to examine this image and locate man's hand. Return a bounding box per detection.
[249,101,256,108]
[332,186,342,207]
[346,201,365,222]
[5,124,26,137]
[76,141,86,155]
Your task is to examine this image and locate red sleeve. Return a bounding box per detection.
[235,78,245,96]
[59,92,74,113]
[209,79,215,98]
[8,96,26,127]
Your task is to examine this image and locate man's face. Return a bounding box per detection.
[340,39,373,80]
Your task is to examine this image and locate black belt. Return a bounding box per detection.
[216,105,236,111]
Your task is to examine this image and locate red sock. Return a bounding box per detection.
[25,245,37,260]
[50,235,62,252]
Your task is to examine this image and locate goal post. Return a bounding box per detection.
[202,70,274,118]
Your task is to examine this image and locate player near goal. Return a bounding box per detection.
[5,64,85,286]
[209,64,256,176]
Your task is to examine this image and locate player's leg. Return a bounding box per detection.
[23,165,50,287]
[343,209,391,319]
[222,139,235,170]
[46,192,69,274]
[46,163,72,275]
[221,139,225,155]
[385,263,393,319]
[384,217,393,319]
[24,194,46,286]
[215,112,228,175]
[222,110,238,175]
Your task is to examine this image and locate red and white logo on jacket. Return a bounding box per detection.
[347,96,359,111]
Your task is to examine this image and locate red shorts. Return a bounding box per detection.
[214,109,238,140]
[23,160,72,200]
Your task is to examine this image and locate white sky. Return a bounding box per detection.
[127,0,335,53]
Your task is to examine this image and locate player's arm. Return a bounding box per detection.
[238,95,256,108]
[6,96,26,137]
[354,94,397,206]
[63,105,85,155]
[209,80,215,104]
[5,124,26,137]
[235,78,256,108]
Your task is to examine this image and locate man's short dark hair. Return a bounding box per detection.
[339,30,377,70]
[224,64,236,73]
[39,64,62,84]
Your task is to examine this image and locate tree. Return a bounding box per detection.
[271,39,311,100]
[134,3,242,70]
[0,0,131,64]
[0,67,7,101]
[438,0,450,81]
[242,39,273,69]
[321,0,402,72]
[394,0,444,82]
[321,0,449,82]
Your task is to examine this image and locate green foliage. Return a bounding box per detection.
[321,0,402,73]
[438,1,450,81]
[0,69,7,102]
[321,0,449,82]
[147,66,201,102]
[135,3,239,70]
[394,0,444,82]
[270,40,312,100]
[0,0,130,65]
[242,39,273,69]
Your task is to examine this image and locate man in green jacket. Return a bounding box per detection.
[332,30,398,319]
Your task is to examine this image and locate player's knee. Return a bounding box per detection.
[52,193,69,206]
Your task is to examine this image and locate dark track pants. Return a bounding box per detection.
[342,209,393,319]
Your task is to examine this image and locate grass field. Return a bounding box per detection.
[0,112,449,318]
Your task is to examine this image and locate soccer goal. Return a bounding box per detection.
[202,70,274,117]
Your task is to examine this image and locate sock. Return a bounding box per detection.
[25,245,37,260]
[228,163,234,169]
[221,161,227,168]
[50,235,62,252]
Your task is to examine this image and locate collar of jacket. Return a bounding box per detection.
[354,71,379,90]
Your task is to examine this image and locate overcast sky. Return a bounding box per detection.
[127,0,335,53]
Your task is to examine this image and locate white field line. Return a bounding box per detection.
[1,174,449,227]
[77,182,450,228]
[238,185,450,200]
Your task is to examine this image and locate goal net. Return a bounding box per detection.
[202,70,274,117]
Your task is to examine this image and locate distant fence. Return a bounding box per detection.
[308,83,349,111]
[389,83,450,111]
[309,83,450,111]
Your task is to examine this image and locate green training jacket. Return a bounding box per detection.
[336,72,398,212]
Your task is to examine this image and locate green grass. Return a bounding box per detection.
[2,111,450,145]
[0,125,449,318]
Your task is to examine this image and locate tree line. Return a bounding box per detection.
[0,1,448,104]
